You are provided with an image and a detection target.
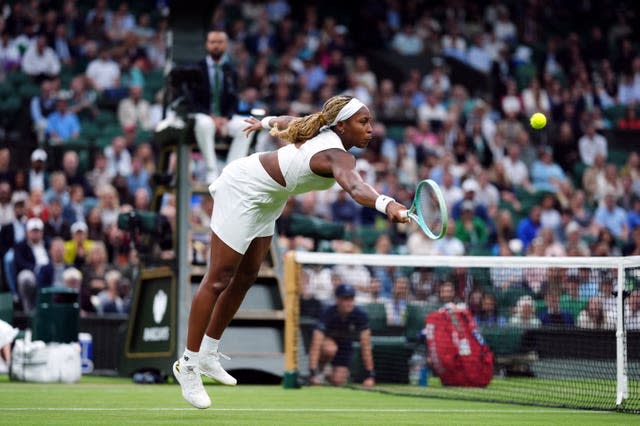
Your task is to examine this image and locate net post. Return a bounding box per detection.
[283,250,301,389]
[616,262,628,406]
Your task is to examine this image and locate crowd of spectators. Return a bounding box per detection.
[0,0,639,334]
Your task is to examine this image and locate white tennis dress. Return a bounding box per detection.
[208,129,346,254]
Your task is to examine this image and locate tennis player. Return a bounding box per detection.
[173,95,408,409]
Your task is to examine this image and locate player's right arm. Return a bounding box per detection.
[312,148,408,223]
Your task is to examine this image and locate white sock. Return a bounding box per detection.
[200,335,220,353]
[182,348,199,366]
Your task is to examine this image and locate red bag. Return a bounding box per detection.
[425,303,493,387]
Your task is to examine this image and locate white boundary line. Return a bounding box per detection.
[1,407,613,413]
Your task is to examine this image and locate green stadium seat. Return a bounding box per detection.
[404,302,438,341]
[515,63,537,90]
[18,83,40,99]
[361,303,387,333]
[95,110,118,128]
[0,292,13,324]
[480,326,525,355]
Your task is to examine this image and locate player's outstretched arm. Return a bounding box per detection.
[319,149,409,223]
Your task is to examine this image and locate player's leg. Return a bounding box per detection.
[199,236,272,384]
[174,231,243,408]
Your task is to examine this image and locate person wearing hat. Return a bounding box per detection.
[14,218,50,313]
[308,283,375,388]
[63,221,94,268]
[451,178,489,224]
[27,148,48,192]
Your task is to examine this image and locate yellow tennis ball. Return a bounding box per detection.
[530,112,547,129]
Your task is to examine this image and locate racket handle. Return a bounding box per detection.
[399,210,409,219]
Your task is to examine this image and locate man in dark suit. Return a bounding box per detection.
[0,198,27,300]
[190,30,240,182]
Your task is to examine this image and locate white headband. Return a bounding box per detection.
[321,98,366,131]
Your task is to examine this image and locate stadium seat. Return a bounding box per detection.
[480,326,524,355]
[0,292,13,324]
[361,303,387,333]
[404,302,438,342]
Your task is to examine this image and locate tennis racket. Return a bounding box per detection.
[400,179,448,240]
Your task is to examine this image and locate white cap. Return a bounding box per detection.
[462,179,479,192]
[71,221,88,234]
[62,267,82,281]
[26,217,44,231]
[565,221,581,235]
[30,149,47,162]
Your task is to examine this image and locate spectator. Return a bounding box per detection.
[95,269,126,314]
[530,146,568,193]
[384,275,412,326]
[14,218,49,313]
[30,79,57,144]
[576,296,614,329]
[68,75,99,120]
[451,179,490,223]
[0,30,21,71]
[539,193,562,233]
[390,23,423,56]
[509,295,541,328]
[539,290,574,327]
[85,151,112,190]
[475,292,506,327]
[521,77,551,118]
[433,218,465,256]
[332,241,373,305]
[44,171,69,206]
[104,136,133,179]
[617,104,640,130]
[63,221,94,268]
[118,85,152,131]
[85,46,120,94]
[126,155,151,199]
[593,163,623,204]
[21,34,61,81]
[0,181,13,226]
[62,150,93,198]
[46,90,81,145]
[501,143,532,190]
[330,189,359,229]
[308,284,375,388]
[96,184,120,230]
[27,149,48,192]
[37,237,67,288]
[80,241,113,314]
[594,193,628,241]
[62,184,87,225]
[405,221,437,255]
[626,289,640,331]
[578,123,608,167]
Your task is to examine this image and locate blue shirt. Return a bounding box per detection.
[46,111,80,141]
[530,160,566,192]
[594,205,628,238]
[315,305,369,347]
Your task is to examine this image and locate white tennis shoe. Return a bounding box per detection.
[199,351,237,385]
[173,360,211,409]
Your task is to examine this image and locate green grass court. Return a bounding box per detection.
[0,376,636,425]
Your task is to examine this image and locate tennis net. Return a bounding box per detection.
[283,252,640,413]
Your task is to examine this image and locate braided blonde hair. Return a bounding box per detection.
[270,95,353,144]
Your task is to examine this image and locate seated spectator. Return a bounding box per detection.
[80,241,114,314]
[61,267,83,292]
[509,295,541,328]
[578,123,608,167]
[21,34,61,81]
[530,146,568,193]
[576,296,614,329]
[0,181,13,226]
[95,269,126,314]
[539,193,562,233]
[46,91,81,146]
[117,85,152,131]
[540,227,566,257]
[0,30,21,71]
[384,275,412,326]
[105,136,133,179]
[85,46,120,95]
[594,193,628,241]
[63,221,94,268]
[521,77,550,118]
[96,184,121,230]
[390,23,423,56]
[30,79,57,145]
[86,152,112,191]
[538,290,574,327]
[433,218,465,256]
[26,188,49,222]
[626,289,640,331]
[62,184,87,225]
[617,104,640,130]
[27,149,48,192]
[594,163,623,204]
[405,221,437,255]
[37,237,68,288]
[14,218,50,313]
[68,75,99,120]
[454,201,489,251]
[475,292,506,327]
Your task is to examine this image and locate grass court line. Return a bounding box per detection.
[1,407,613,414]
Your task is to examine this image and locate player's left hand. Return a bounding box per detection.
[243,117,262,137]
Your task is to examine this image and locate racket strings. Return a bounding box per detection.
[418,185,443,234]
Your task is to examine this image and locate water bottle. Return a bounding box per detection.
[418,364,429,387]
[408,351,425,385]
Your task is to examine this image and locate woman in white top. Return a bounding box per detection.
[173,95,409,409]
